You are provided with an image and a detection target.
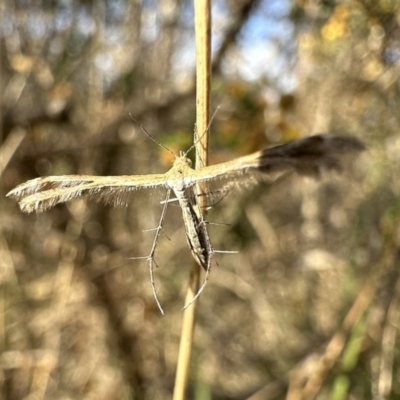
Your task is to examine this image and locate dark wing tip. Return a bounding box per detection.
[257,134,365,177]
[284,134,366,155]
[314,134,366,152]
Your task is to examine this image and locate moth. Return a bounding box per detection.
[6,134,365,312]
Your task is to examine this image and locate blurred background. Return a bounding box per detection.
[1,0,400,399]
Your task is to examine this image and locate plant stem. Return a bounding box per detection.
[173,1,211,399]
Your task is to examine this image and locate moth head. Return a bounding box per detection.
[174,154,193,168]
[178,152,192,166]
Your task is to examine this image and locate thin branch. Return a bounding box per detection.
[173,1,211,399]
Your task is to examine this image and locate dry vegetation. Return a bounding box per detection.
[1,1,400,399]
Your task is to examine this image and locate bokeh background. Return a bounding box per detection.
[1,1,400,399]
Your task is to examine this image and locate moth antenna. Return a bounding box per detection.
[129,113,176,159]
[184,106,220,157]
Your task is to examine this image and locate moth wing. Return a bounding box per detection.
[189,134,365,204]
[7,174,168,213]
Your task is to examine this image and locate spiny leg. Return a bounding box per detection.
[197,188,230,210]
[183,246,213,310]
[149,258,163,314]
[182,220,238,309]
[183,252,238,310]
[146,189,171,314]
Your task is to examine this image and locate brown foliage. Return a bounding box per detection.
[1,1,400,399]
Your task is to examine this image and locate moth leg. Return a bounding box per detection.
[196,188,230,210]
[159,197,179,207]
[183,256,213,311]
[146,189,172,314]
[183,218,214,310]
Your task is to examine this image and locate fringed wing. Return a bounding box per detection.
[191,134,365,187]
[7,135,365,213]
[6,174,168,213]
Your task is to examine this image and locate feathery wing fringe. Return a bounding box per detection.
[191,134,365,185]
[6,174,167,213]
[254,134,365,176]
[6,135,365,213]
